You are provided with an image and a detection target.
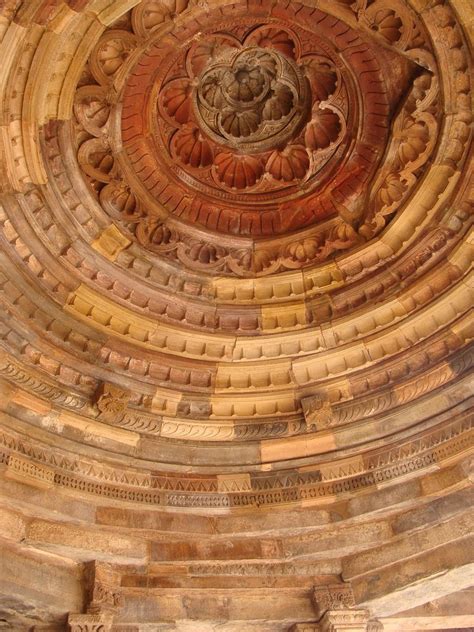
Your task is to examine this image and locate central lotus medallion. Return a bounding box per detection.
[193,46,310,153]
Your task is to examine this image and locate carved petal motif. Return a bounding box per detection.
[132,0,189,36]
[305,109,342,150]
[376,173,407,208]
[190,37,239,76]
[188,242,226,264]
[248,27,296,59]
[74,86,110,137]
[100,183,142,221]
[174,126,213,168]
[266,146,309,181]
[136,219,177,248]
[369,9,403,44]
[162,79,193,124]
[303,57,338,102]
[215,153,264,189]
[201,75,225,108]
[398,118,429,164]
[220,110,260,138]
[328,221,359,248]
[262,84,294,121]
[92,32,135,82]
[224,67,265,102]
[77,139,114,183]
[285,237,323,262]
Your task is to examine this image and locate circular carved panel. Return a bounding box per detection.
[146,21,350,207]
[193,44,310,154]
[72,0,440,275]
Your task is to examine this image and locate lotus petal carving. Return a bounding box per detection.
[303,58,338,102]
[266,146,309,182]
[329,221,358,248]
[220,110,260,138]
[249,27,296,59]
[74,87,110,137]
[398,118,429,164]
[100,183,142,221]
[194,45,307,152]
[174,126,213,168]
[78,139,114,183]
[162,80,192,124]
[137,219,177,248]
[234,248,274,273]
[93,33,134,80]
[305,109,342,150]
[190,37,239,76]
[132,0,189,35]
[250,49,278,77]
[262,84,294,121]
[201,75,225,109]
[188,242,225,264]
[368,9,403,44]
[215,153,264,189]
[286,237,323,262]
[377,173,407,208]
[224,67,265,102]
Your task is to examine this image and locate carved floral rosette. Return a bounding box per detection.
[71,0,440,277]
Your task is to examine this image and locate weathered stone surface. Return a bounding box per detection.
[0,0,472,629]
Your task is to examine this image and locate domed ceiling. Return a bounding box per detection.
[0,0,472,630]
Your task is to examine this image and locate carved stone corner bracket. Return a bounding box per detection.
[301,394,334,431]
[68,613,113,632]
[84,561,124,616]
[94,382,131,420]
[309,582,378,632]
[312,582,356,617]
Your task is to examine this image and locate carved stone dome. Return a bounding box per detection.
[0,0,472,630]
